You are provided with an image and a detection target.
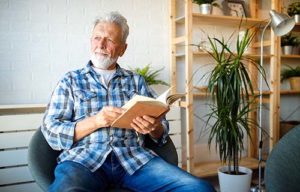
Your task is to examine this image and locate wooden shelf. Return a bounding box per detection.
[176,14,265,27]
[193,90,300,98]
[280,90,300,95]
[281,54,300,59]
[170,0,298,175]
[292,23,300,31]
[193,51,271,59]
[183,157,261,178]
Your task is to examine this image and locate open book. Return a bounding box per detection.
[111,88,185,129]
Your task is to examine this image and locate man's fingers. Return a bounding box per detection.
[105,106,126,114]
[142,115,156,124]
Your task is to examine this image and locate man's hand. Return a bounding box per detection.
[74,106,125,142]
[95,106,125,128]
[131,115,164,139]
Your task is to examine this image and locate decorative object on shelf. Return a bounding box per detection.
[192,0,219,15]
[281,33,300,55]
[287,2,300,23]
[130,64,169,86]
[195,23,267,192]
[222,0,248,17]
[281,65,300,91]
[254,9,295,192]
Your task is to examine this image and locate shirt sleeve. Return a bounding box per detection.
[41,74,76,151]
[136,75,170,146]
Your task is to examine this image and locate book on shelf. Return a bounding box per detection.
[111,88,185,129]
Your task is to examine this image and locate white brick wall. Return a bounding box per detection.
[0,0,170,104]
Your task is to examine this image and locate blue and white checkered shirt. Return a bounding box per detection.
[41,61,169,175]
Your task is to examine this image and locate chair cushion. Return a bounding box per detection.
[265,124,300,192]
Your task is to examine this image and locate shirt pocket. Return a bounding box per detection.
[74,89,97,101]
[73,89,98,117]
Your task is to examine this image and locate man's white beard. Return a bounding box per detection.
[91,53,117,69]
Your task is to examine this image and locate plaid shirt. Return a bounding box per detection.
[41,61,169,175]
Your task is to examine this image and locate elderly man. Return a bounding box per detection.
[42,11,215,192]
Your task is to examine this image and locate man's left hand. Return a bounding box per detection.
[131,115,163,139]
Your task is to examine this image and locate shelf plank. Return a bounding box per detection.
[188,157,261,178]
[280,90,300,95]
[292,23,300,31]
[281,54,300,59]
[192,14,265,27]
[175,14,266,27]
[193,90,300,98]
[193,51,271,59]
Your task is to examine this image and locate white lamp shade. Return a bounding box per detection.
[269,10,295,36]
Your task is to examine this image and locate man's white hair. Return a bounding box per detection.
[94,11,129,43]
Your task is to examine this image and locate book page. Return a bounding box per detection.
[122,95,156,110]
[156,87,172,104]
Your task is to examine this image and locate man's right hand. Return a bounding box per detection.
[95,106,125,128]
[74,106,125,142]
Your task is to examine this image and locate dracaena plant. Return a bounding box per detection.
[196,24,267,174]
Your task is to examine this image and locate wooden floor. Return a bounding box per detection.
[184,157,263,178]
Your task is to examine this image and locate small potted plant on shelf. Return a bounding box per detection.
[192,0,219,15]
[287,2,300,23]
[281,33,300,55]
[130,64,169,87]
[281,65,300,91]
[193,23,267,192]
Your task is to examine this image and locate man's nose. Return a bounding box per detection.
[98,38,106,49]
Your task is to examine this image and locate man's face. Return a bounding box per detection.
[90,22,127,69]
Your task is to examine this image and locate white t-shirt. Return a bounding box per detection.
[92,66,116,88]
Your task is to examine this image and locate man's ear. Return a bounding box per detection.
[119,44,127,57]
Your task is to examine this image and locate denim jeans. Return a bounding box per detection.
[49,152,215,192]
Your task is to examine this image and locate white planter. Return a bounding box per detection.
[282,46,293,55]
[218,166,252,192]
[294,14,300,23]
[199,4,212,15]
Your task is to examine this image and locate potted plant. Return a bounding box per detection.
[131,64,169,86]
[195,24,267,192]
[287,2,300,23]
[192,0,219,15]
[281,33,300,55]
[281,65,300,91]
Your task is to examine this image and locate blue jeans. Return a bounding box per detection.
[49,152,215,192]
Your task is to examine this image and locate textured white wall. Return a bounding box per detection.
[0,0,169,104]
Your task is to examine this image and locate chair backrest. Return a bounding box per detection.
[265,124,300,192]
[28,127,178,191]
[28,127,60,191]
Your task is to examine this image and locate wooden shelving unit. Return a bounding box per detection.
[169,0,299,177]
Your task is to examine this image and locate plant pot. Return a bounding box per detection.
[294,14,300,23]
[199,4,212,15]
[289,77,300,90]
[282,46,293,55]
[218,166,252,192]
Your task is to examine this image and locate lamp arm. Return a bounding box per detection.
[257,19,271,192]
[259,19,271,131]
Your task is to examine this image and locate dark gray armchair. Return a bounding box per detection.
[28,127,178,192]
[265,124,300,192]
